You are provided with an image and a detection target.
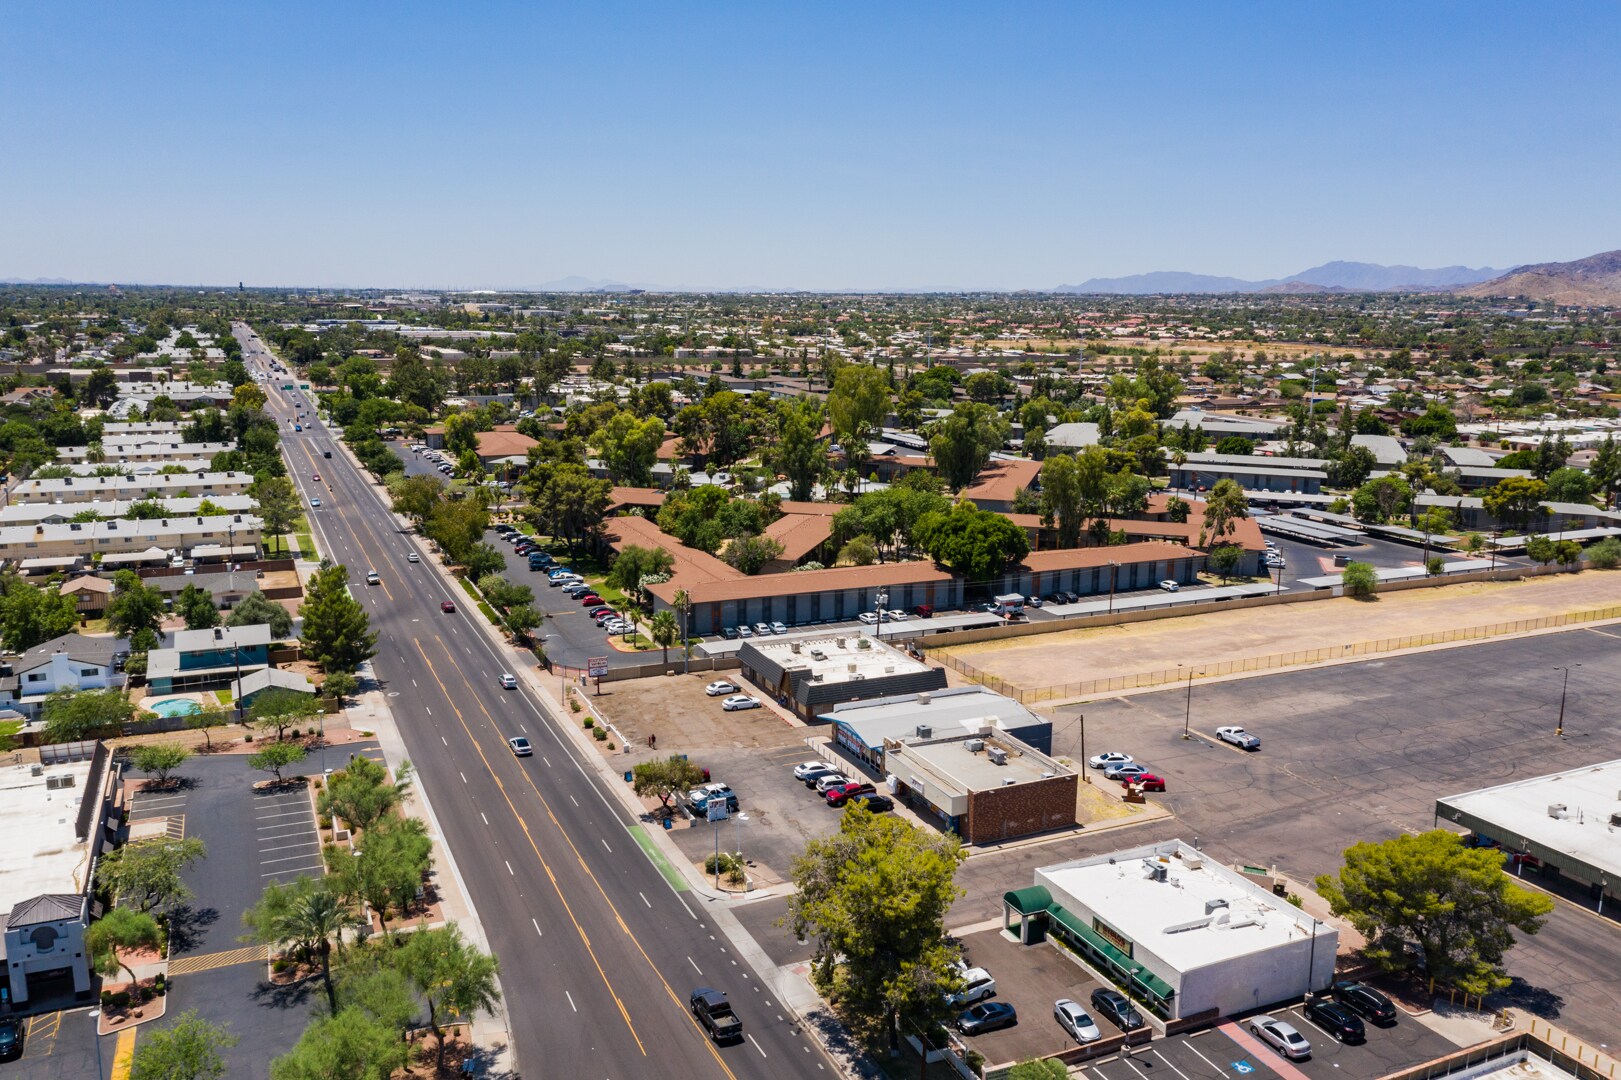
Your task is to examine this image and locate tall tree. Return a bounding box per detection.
[0,579,78,652]
[1482,476,1549,532]
[929,403,1010,491]
[1038,454,1084,547]
[42,687,136,742]
[225,591,294,638]
[789,805,965,1049]
[649,610,680,663]
[606,544,675,607]
[87,907,164,994]
[269,1008,409,1080]
[396,924,503,1071]
[1315,831,1553,994]
[108,570,166,639]
[774,399,826,501]
[250,476,301,553]
[828,365,891,478]
[175,584,219,630]
[299,562,378,674]
[97,836,207,913]
[242,876,363,1014]
[914,501,1030,583]
[130,1010,239,1080]
[589,411,665,486]
[1198,478,1249,547]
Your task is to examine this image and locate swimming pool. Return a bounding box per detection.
[147,698,202,718]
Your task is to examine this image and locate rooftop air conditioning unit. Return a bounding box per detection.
[847,663,858,673]
[1549,803,1569,819]
[790,641,801,654]
[987,747,1008,765]
[1182,853,1204,870]
[45,774,75,790]
[810,649,826,661]
[29,763,44,777]
[915,724,932,739]
[884,665,894,673]
[834,637,846,648]
[964,738,984,753]
[1002,777,1016,785]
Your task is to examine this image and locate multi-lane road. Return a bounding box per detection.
[234,325,838,1080]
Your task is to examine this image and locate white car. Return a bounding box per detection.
[508,736,532,757]
[365,570,380,586]
[813,772,854,793]
[1158,580,1180,592]
[857,612,879,625]
[311,498,322,508]
[1216,725,1261,750]
[769,621,788,635]
[947,967,996,1006]
[705,680,740,697]
[721,694,761,711]
[406,552,420,563]
[1053,998,1102,1043]
[793,760,834,780]
[1249,1015,1311,1060]
[1088,751,1133,770]
[884,609,908,622]
[499,673,517,689]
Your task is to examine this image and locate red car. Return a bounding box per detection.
[440,600,456,613]
[826,782,877,807]
[1118,772,1166,792]
[912,604,934,618]
[579,594,604,607]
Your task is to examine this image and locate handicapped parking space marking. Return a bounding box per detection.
[1231,1063,1255,1075]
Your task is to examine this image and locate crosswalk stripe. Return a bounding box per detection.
[167,945,268,975]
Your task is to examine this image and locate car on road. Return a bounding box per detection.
[1090,988,1142,1031]
[721,694,761,711]
[956,1001,1017,1035]
[294,423,302,431]
[769,621,788,635]
[1159,579,1180,592]
[1120,772,1166,792]
[753,622,772,637]
[1331,981,1397,1024]
[312,472,321,481]
[1088,751,1133,770]
[1248,1015,1311,1060]
[825,782,877,807]
[310,497,322,507]
[1053,998,1102,1043]
[1103,762,1150,781]
[440,600,456,613]
[690,987,744,1043]
[499,673,517,689]
[706,680,741,697]
[812,772,853,793]
[1216,725,1260,750]
[0,1015,22,1060]
[946,967,996,1006]
[507,737,532,757]
[406,552,420,563]
[1304,998,1366,1043]
[857,611,879,625]
[850,792,893,812]
[366,570,380,585]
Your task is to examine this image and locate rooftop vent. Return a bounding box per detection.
[917,692,931,705]
[1002,777,1016,786]
[1204,898,1228,915]
[915,724,932,739]
[964,738,984,753]
[809,649,826,661]
[789,641,801,654]
[847,662,858,673]
[1549,803,1569,819]
[987,747,1008,765]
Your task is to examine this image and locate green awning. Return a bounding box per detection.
[1003,886,1053,916]
[1046,903,1175,1004]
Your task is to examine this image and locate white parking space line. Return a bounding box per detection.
[1149,1048,1196,1080]
[1181,1039,1226,1075]
[565,991,576,1012]
[262,863,324,878]
[260,841,321,854]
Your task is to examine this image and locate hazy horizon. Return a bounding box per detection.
[4,1,1617,290]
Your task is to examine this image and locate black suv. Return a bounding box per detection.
[1332,981,1397,1025]
[690,987,743,1043]
[1090,988,1143,1031]
[1304,998,1366,1043]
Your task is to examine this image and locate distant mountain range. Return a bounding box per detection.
[1459,250,1621,306]
[1056,261,1505,295]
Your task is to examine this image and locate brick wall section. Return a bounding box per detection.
[964,773,1077,844]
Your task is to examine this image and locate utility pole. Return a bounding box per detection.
[1078,713,1088,783]
[1556,663,1578,737]
[1182,666,1198,739]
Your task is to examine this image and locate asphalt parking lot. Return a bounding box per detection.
[947,927,1108,1064]
[1042,626,1621,1045]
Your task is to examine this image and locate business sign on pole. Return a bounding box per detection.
[706,800,730,823]
[588,657,609,679]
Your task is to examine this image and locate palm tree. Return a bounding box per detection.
[649,611,679,664]
[241,877,360,1014]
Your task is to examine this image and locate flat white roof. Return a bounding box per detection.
[753,633,927,685]
[899,735,1070,797]
[1039,840,1332,971]
[1438,759,1621,879]
[0,760,93,918]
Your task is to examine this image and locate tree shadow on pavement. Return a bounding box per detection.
[165,903,219,954]
[1488,975,1565,1020]
[250,977,316,1011]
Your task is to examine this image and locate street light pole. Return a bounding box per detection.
[876,590,887,641]
[1078,712,1088,784]
[1182,666,1197,740]
[1556,663,1579,737]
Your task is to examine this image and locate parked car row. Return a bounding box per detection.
[718,606,937,639]
[954,984,1145,1042]
[790,760,894,812]
[1086,751,1167,792]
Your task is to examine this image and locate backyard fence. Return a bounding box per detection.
[934,602,1621,705]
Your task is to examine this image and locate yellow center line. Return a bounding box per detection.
[413,641,647,1057]
[110,1028,136,1080]
[419,637,742,1080]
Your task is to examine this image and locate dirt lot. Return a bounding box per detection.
[939,571,1621,694]
[585,671,807,755]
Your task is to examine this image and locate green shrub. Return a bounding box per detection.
[704,852,738,874]
[592,726,608,741]
[583,717,594,729]
[1587,536,1621,569]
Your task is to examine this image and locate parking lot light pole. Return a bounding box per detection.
[1181,666,1200,739]
[1556,663,1579,737]
[875,590,887,641]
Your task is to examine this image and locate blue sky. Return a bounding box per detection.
[3,1,1617,290]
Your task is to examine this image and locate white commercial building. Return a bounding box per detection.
[1004,840,1337,1022]
[1437,760,1621,910]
